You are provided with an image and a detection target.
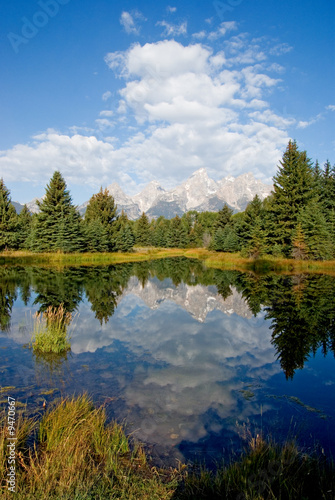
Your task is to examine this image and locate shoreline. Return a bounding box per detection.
[1,248,335,274]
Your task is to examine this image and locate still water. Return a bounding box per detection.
[1,258,334,466]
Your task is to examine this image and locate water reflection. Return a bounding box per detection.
[0,260,334,465]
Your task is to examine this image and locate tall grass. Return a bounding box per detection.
[0,395,178,499]
[30,304,73,354]
[177,434,335,499]
[0,395,334,499]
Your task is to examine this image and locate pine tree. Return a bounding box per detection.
[113,211,135,252]
[297,201,333,260]
[152,217,168,247]
[30,171,84,252]
[243,216,268,258]
[83,220,109,252]
[236,194,264,250]
[268,141,317,254]
[320,161,335,244]
[16,205,32,249]
[291,223,308,260]
[0,179,19,250]
[214,203,233,231]
[135,212,151,246]
[84,187,118,251]
[166,215,188,248]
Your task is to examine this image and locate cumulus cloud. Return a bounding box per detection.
[2,33,293,192]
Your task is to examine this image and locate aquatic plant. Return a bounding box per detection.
[30,304,73,354]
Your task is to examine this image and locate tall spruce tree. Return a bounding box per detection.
[167,215,188,248]
[113,211,135,252]
[214,203,233,230]
[268,141,317,254]
[135,212,151,246]
[0,179,19,250]
[30,171,84,252]
[84,187,118,251]
[297,201,333,260]
[16,205,32,249]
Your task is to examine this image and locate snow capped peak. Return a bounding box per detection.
[25,169,273,220]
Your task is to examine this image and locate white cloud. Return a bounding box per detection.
[326,104,335,111]
[95,118,115,129]
[249,109,296,129]
[2,34,293,192]
[208,21,237,41]
[102,91,112,101]
[99,110,114,117]
[156,20,187,37]
[297,113,323,129]
[270,43,293,56]
[192,30,207,40]
[167,6,177,13]
[120,10,145,35]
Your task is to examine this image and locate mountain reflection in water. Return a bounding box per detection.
[0,258,334,466]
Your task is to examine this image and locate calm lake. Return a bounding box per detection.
[1,258,335,467]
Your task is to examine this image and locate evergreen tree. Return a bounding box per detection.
[214,203,233,230]
[114,212,135,252]
[242,216,268,258]
[320,161,335,244]
[30,171,84,252]
[0,179,19,250]
[16,205,32,249]
[152,217,168,247]
[84,187,118,251]
[221,225,240,252]
[167,215,188,248]
[268,141,317,254]
[236,194,265,250]
[291,223,308,260]
[83,220,109,252]
[297,201,333,260]
[135,212,151,246]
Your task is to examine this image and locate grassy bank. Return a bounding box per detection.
[1,395,334,499]
[1,248,335,273]
[0,248,186,267]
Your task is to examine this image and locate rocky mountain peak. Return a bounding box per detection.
[17,169,273,220]
[133,180,166,213]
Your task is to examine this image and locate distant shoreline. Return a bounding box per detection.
[1,248,335,273]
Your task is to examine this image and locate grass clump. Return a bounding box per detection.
[30,304,73,355]
[0,394,178,499]
[176,435,335,499]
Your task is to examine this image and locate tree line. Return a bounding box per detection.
[1,140,334,259]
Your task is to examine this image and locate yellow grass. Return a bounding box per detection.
[1,248,335,273]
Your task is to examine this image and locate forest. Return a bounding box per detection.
[1,140,334,260]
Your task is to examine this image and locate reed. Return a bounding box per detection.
[30,304,73,354]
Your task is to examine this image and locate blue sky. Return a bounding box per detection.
[1,0,334,205]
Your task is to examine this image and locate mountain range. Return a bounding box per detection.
[14,168,273,219]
